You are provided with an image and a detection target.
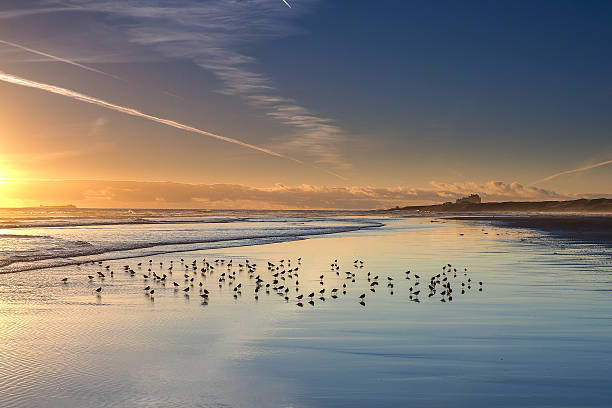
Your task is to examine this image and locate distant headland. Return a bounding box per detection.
[387,195,612,213]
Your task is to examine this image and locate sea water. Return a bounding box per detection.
[0,213,611,407]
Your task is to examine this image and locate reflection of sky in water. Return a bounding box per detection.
[0,217,379,272]
[1,217,611,407]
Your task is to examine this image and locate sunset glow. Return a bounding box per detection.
[1,3,612,407]
[0,1,610,208]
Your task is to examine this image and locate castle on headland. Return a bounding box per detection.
[455,194,481,204]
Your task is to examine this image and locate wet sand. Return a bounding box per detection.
[1,216,611,407]
[447,214,612,246]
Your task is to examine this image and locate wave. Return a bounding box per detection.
[0,220,383,274]
[0,234,51,239]
[0,216,250,229]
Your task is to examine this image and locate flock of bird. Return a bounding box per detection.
[60,256,483,307]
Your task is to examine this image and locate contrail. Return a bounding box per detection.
[531,159,612,185]
[0,39,121,80]
[0,70,302,164]
[311,164,347,181]
[281,0,292,8]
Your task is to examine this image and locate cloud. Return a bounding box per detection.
[0,70,302,164]
[0,39,121,80]
[429,180,567,202]
[0,180,575,209]
[0,7,77,20]
[2,1,352,172]
[530,159,612,185]
[87,117,109,137]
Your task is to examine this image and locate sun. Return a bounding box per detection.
[0,166,13,184]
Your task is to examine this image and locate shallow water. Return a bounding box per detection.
[0,214,379,272]
[1,216,611,407]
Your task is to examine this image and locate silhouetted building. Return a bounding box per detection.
[455,194,481,204]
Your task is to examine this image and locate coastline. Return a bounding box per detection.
[2,215,611,407]
[0,218,384,274]
[445,214,612,247]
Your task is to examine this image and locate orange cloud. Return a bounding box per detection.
[0,179,572,209]
[429,181,566,202]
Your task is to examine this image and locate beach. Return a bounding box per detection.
[446,214,612,247]
[1,212,611,407]
[3,2,611,407]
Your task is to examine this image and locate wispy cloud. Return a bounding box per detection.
[0,7,77,20]
[0,70,302,164]
[1,0,351,173]
[0,39,121,80]
[531,159,612,185]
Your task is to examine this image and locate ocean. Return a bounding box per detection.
[0,209,611,407]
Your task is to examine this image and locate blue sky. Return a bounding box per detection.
[268,0,612,157]
[0,0,611,207]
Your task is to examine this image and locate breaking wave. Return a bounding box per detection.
[0,212,382,273]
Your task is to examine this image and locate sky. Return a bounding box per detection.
[0,0,611,209]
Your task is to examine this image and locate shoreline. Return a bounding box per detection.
[446,214,612,247]
[0,220,384,274]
